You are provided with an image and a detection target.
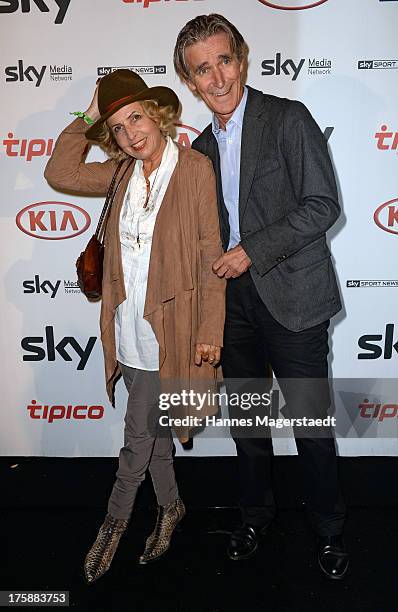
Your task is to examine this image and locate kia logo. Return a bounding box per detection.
[175,123,201,148]
[374,198,398,235]
[258,0,328,9]
[16,201,91,240]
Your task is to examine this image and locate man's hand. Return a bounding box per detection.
[212,244,252,279]
[195,344,221,366]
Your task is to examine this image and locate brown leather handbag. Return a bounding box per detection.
[76,158,133,300]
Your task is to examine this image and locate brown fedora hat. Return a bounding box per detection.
[86,69,180,141]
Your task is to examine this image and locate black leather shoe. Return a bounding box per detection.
[227,524,267,561]
[318,535,349,580]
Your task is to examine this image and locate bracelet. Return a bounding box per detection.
[70,111,95,126]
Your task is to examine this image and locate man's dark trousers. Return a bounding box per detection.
[222,271,345,537]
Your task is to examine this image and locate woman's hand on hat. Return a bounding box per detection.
[194,344,221,367]
[84,80,101,123]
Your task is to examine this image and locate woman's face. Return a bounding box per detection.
[106,101,163,161]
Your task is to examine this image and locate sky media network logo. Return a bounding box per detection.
[22,275,81,297]
[4,60,72,87]
[308,58,332,75]
[23,276,61,298]
[257,0,328,10]
[5,60,46,87]
[261,54,305,80]
[261,53,332,80]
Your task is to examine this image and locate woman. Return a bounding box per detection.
[44,69,225,583]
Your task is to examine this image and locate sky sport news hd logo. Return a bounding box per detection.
[358,59,398,70]
[98,65,166,77]
[347,280,398,288]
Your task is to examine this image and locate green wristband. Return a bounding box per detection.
[70,111,95,126]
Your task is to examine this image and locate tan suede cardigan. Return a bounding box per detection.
[44,118,225,422]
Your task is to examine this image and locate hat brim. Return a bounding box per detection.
[86,85,180,141]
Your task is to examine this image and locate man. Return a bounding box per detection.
[174,14,348,579]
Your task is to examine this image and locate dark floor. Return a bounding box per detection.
[2,457,398,612]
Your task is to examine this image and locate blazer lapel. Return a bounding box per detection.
[239,87,267,225]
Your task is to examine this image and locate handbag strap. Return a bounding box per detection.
[95,157,134,244]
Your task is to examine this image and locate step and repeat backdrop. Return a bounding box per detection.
[1,0,397,457]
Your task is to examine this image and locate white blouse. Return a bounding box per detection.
[115,136,178,370]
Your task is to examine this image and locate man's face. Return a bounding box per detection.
[184,32,244,128]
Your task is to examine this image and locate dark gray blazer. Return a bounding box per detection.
[192,86,342,332]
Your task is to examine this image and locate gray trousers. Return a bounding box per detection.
[107,364,178,520]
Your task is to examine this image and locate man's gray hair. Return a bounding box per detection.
[173,13,246,81]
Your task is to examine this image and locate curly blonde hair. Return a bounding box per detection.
[96,100,178,161]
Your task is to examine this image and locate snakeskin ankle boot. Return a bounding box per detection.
[139,497,185,564]
[84,514,129,584]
